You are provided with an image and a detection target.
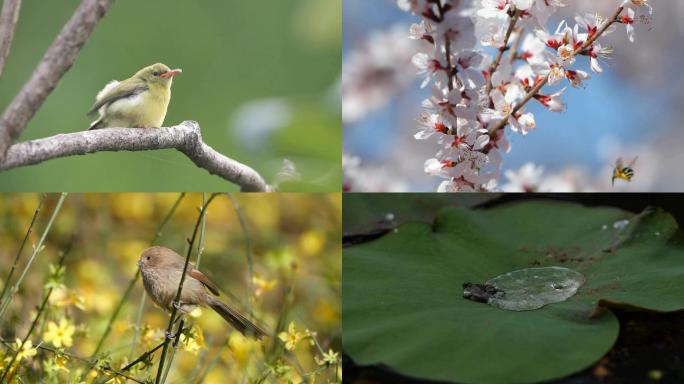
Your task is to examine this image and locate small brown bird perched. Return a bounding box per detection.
[138,246,267,339]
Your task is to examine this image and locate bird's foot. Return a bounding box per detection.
[165,331,177,339]
[172,300,182,310]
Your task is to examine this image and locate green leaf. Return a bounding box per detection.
[343,193,500,235]
[343,201,684,383]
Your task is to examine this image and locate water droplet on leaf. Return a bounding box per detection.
[485,266,585,311]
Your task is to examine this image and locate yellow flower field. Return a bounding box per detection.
[0,193,341,383]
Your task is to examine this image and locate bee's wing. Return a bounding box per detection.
[627,156,639,168]
[615,157,624,168]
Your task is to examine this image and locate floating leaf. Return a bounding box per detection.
[343,201,684,383]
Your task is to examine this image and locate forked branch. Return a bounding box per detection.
[0,0,116,160]
[0,121,272,192]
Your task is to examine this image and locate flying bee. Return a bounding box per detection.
[612,156,638,186]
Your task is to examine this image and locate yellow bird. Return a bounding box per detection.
[87,63,182,130]
[612,156,637,186]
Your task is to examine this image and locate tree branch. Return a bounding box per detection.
[487,5,625,136]
[485,8,520,98]
[0,0,116,160]
[0,0,21,77]
[0,121,272,191]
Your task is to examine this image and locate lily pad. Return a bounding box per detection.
[343,201,684,384]
[342,193,500,235]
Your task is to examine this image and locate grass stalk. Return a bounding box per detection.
[0,238,73,381]
[0,192,67,321]
[154,193,219,384]
[0,194,46,309]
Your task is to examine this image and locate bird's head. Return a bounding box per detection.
[138,246,178,270]
[135,63,182,85]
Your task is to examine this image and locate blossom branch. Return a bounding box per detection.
[488,5,626,136]
[436,2,457,91]
[0,0,116,161]
[509,27,524,64]
[485,8,521,98]
[400,0,650,192]
[0,121,272,192]
[0,0,21,78]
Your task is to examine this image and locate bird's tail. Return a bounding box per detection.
[207,296,267,339]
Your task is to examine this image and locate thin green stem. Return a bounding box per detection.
[195,193,207,268]
[160,194,209,381]
[91,269,138,357]
[194,340,227,383]
[160,194,208,381]
[120,339,166,372]
[91,193,186,358]
[150,193,187,245]
[0,339,146,384]
[155,193,219,384]
[0,193,45,308]
[128,291,146,360]
[225,193,254,309]
[0,192,67,321]
[128,193,186,359]
[160,318,184,383]
[0,239,72,381]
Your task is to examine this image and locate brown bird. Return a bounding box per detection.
[138,246,266,339]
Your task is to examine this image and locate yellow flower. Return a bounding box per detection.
[298,229,326,256]
[43,354,70,374]
[54,354,69,372]
[180,326,205,355]
[141,325,164,347]
[48,286,86,310]
[278,322,304,351]
[252,274,277,298]
[316,349,339,367]
[14,338,38,362]
[43,318,75,348]
[189,307,203,318]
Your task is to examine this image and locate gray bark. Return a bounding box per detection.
[0,0,21,77]
[0,121,272,192]
[0,0,116,160]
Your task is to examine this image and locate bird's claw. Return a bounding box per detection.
[165,331,176,339]
[172,300,182,310]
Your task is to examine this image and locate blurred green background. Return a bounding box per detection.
[0,0,341,192]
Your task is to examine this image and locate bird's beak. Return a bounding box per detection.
[137,259,143,268]
[160,68,182,78]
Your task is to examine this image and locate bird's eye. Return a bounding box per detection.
[153,71,160,77]
[146,256,151,260]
